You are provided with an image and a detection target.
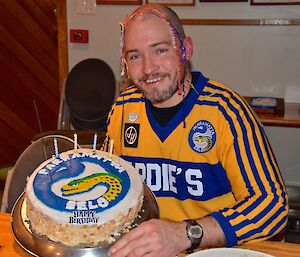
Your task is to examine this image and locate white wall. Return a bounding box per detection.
[67,1,300,102]
[66,0,300,184]
[265,126,300,187]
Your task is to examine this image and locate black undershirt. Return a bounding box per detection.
[149,73,198,127]
[149,100,184,127]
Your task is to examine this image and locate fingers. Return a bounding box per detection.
[109,223,150,256]
[109,220,162,257]
[108,219,184,257]
[111,237,154,257]
[109,224,146,254]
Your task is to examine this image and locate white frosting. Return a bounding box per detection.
[26,149,143,225]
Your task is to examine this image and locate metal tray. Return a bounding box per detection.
[11,185,159,257]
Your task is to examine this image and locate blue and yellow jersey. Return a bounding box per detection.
[102,71,288,246]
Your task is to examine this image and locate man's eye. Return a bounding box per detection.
[128,54,140,61]
[156,48,168,54]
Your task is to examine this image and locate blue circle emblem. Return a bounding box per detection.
[188,120,216,153]
[32,153,130,213]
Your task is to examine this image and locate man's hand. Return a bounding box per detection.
[108,219,190,257]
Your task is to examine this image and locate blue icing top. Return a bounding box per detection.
[33,152,130,213]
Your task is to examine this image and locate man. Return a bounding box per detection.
[102,4,288,257]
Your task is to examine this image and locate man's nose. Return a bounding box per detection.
[142,54,158,75]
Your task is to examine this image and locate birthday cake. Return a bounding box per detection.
[25,149,144,246]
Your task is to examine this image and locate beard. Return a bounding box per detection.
[134,74,178,104]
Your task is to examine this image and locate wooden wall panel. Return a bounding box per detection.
[0,0,61,166]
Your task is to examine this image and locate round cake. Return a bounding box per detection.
[25,149,144,246]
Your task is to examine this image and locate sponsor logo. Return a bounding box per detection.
[125,158,231,201]
[188,120,216,153]
[124,123,140,148]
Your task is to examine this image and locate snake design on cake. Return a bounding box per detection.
[61,173,122,201]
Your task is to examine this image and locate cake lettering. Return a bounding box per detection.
[69,210,99,224]
[36,153,126,176]
[110,161,125,173]
[38,168,49,175]
[65,197,109,210]
[73,210,96,217]
[45,163,57,170]
[69,216,99,224]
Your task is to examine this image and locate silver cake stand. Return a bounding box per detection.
[11,185,159,257]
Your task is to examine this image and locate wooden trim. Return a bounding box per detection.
[145,0,195,6]
[56,0,68,94]
[251,0,300,5]
[97,0,143,5]
[181,19,300,26]
[202,0,247,2]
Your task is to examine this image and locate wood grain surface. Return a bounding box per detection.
[1,213,300,257]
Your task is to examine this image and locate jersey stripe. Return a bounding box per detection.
[201,82,287,244]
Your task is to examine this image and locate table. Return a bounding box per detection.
[1,213,300,257]
[179,241,300,257]
[0,213,28,256]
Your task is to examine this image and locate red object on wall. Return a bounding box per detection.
[70,29,89,43]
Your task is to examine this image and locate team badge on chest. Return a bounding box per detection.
[188,120,216,153]
[124,123,140,148]
[128,112,139,122]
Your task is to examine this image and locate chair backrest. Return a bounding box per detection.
[1,135,76,213]
[57,58,117,131]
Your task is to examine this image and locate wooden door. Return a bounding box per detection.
[0,0,67,166]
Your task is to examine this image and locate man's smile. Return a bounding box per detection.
[145,75,164,84]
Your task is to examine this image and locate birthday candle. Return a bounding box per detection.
[93,133,97,151]
[109,139,114,159]
[74,133,78,150]
[54,137,59,158]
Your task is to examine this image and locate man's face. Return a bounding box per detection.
[124,14,181,107]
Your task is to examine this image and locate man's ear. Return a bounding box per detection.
[184,37,193,61]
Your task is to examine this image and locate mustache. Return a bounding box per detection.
[138,72,167,82]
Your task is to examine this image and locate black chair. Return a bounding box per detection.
[58,58,117,131]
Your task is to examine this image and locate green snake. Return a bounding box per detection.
[61,173,122,201]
